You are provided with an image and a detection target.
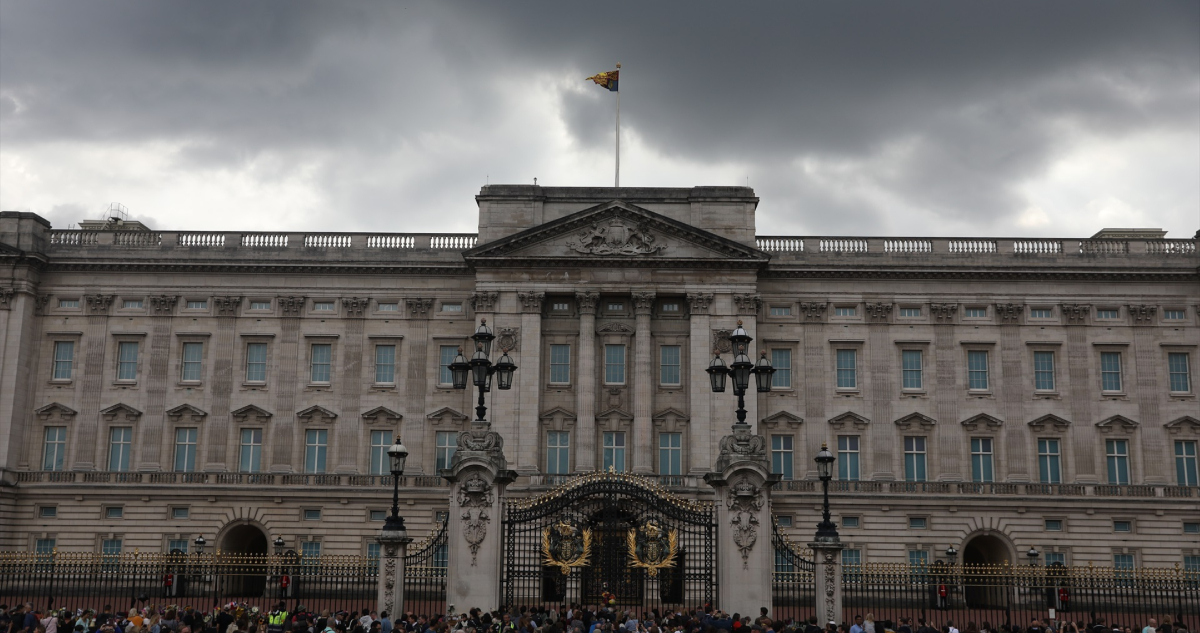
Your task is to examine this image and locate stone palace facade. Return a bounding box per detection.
[1,186,1198,573]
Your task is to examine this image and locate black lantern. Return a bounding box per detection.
[449,347,470,390]
[273,536,285,555]
[493,349,517,390]
[730,344,753,393]
[1027,547,1039,563]
[752,350,775,393]
[729,319,752,348]
[383,435,409,536]
[815,443,835,481]
[946,545,958,561]
[813,443,840,542]
[470,344,490,387]
[194,535,206,554]
[471,319,495,358]
[387,436,409,476]
[707,353,728,393]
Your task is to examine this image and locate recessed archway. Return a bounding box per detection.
[962,532,1014,608]
[219,522,269,597]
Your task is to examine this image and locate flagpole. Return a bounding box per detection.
[615,62,621,187]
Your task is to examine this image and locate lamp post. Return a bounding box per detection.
[706,320,774,425]
[1027,547,1040,565]
[274,536,285,555]
[383,436,409,538]
[814,443,840,543]
[946,545,958,562]
[193,535,206,596]
[448,319,518,427]
[376,435,411,613]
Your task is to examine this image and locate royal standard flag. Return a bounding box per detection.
[586,69,619,92]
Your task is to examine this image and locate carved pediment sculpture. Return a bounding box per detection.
[568,217,666,256]
[960,413,1003,431]
[894,412,936,431]
[1027,414,1070,432]
[597,322,634,334]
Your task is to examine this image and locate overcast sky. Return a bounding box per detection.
[2,2,1197,237]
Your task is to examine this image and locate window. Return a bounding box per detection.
[965,307,987,318]
[769,306,791,317]
[842,549,863,581]
[774,547,795,575]
[181,342,203,382]
[771,349,792,388]
[1164,309,1186,320]
[52,341,74,380]
[59,299,79,308]
[842,516,860,528]
[836,349,857,389]
[1097,309,1119,319]
[1169,352,1192,393]
[370,510,387,521]
[1175,440,1198,486]
[549,344,571,384]
[904,436,927,482]
[1030,308,1053,319]
[310,343,332,383]
[971,438,994,483]
[900,307,921,317]
[101,538,122,558]
[435,431,457,472]
[245,343,267,382]
[659,432,682,476]
[1045,519,1063,531]
[108,427,132,472]
[105,506,124,519]
[1045,552,1066,566]
[546,431,570,475]
[168,539,189,554]
[39,506,57,518]
[375,345,396,383]
[908,550,929,567]
[304,429,327,473]
[1106,439,1130,485]
[312,301,335,312]
[377,302,398,312]
[607,302,625,311]
[775,515,792,527]
[1183,556,1200,580]
[908,517,927,529]
[250,300,271,310]
[186,300,207,309]
[604,344,626,384]
[122,299,143,309]
[1034,351,1056,391]
[1038,439,1061,484]
[661,302,680,313]
[901,350,923,390]
[660,345,681,386]
[116,341,139,381]
[300,541,321,571]
[552,302,570,312]
[438,345,457,385]
[1100,351,1122,391]
[304,509,322,521]
[967,350,989,390]
[603,431,626,472]
[834,307,857,317]
[771,435,794,480]
[173,428,198,473]
[1113,520,1132,533]
[369,430,390,475]
[837,435,860,481]
[43,427,66,471]
[441,302,463,313]
[239,429,263,473]
[172,507,189,520]
[1184,522,1200,535]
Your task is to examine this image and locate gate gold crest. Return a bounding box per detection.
[542,520,593,575]
[627,520,679,577]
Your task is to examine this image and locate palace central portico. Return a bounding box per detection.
[1,186,1197,590]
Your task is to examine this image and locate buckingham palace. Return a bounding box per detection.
[1,185,1198,579]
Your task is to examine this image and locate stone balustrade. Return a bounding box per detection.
[756,235,1197,257]
[45,230,479,253]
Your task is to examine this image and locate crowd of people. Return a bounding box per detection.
[0,604,1192,633]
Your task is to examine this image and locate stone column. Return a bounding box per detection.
[201,296,235,471]
[999,304,1031,482]
[931,303,963,481]
[376,532,413,615]
[402,298,433,474]
[810,540,845,625]
[517,292,545,474]
[632,291,655,473]
[704,423,777,615]
[73,294,114,470]
[686,293,713,474]
[270,296,305,473]
[800,303,828,480]
[575,292,599,471]
[336,298,368,473]
[444,421,516,610]
[865,302,895,480]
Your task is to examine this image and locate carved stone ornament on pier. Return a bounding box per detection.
[457,472,495,565]
[278,296,306,317]
[567,217,666,256]
[148,295,178,316]
[995,303,1024,324]
[712,329,733,354]
[864,302,893,322]
[799,301,827,322]
[470,291,498,312]
[632,291,656,314]
[733,294,762,316]
[213,296,242,317]
[930,303,959,323]
[715,422,769,472]
[1061,303,1091,325]
[1127,304,1157,324]
[85,294,114,315]
[686,293,713,315]
[454,423,507,470]
[33,294,52,315]
[575,291,599,313]
[497,327,520,352]
[518,291,545,313]
[727,476,764,567]
[341,297,369,318]
[0,287,13,310]
[407,298,434,317]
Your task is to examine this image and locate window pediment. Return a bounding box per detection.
[1028,414,1070,432]
[653,407,690,431]
[232,404,273,424]
[540,407,577,431]
[426,407,468,425]
[828,411,869,430]
[297,405,338,424]
[961,413,1003,431]
[166,404,208,423]
[35,402,78,422]
[1164,416,1200,435]
[100,403,142,422]
[361,406,403,424]
[1096,415,1138,433]
[761,410,802,429]
[894,412,936,431]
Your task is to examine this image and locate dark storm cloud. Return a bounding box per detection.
[1,1,1196,235]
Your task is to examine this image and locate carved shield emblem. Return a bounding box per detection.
[542,520,593,575]
[626,520,678,577]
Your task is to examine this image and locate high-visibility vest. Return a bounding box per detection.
[268,612,289,633]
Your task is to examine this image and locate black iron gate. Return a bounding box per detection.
[501,471,717,610]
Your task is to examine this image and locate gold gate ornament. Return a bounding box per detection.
[542,520,593,575]
[626,520,679,577]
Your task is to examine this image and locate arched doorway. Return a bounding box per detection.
[962,533,1013,608]
[220,523,269,597]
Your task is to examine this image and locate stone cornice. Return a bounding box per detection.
[760,267,1199,283]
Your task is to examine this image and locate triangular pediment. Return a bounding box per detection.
[1096,415,1138,433]
[828,411,870,430]
[895,412,937,431]
[231,404,273,422]
[101,403,143,421]
[961,413,1003,431]
[361,406,403,423]
[761,410,803,429]
[296,405,338,422]
[426,407,468,424]
[35,402,78,421]
[166,404,208,421]
[1028,414,1070,431]
[464,201,770,268]
[1164,416,1200,435]
[539,407,577,421]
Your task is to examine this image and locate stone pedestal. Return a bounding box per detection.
[376,533,413,614]
[444,420,516,611]
[705,423,779,615]
[810,541,844,625]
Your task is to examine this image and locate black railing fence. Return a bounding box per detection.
[403,517,449,617]
[772,523,817,621]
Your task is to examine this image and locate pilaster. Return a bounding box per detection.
[632,291,655,473]
[72,294,114,471]
[999,312,1028,481]
[517,291,545,473]
[336,297,367,473]
[1133,325,1167,483]
[402,298,433,474]
[866,303,895,480]
[801,303,827,480]
[810,542,845,624]
[270,296,304,473]
[575,292,599,471]
[932,305,961,481]
[1065,315,1097,481]
[686,293,713,474]
[375,534,412,614]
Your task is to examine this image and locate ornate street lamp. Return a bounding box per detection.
[273,536,285,555]
[706,320,773,425]
[382,436,409,539]
[813,443,839,543]
[194,535,206,554]
[452,319,518,424]
[946,545,958,561]
[1027,547,1040,565]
